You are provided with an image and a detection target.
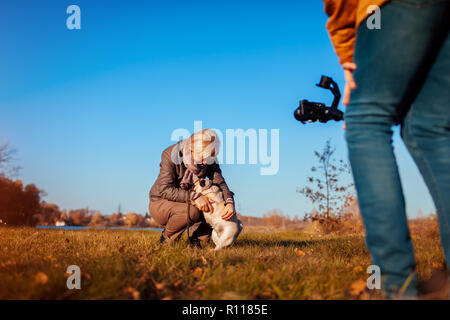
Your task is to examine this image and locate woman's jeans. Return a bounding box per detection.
[345,0,450,296]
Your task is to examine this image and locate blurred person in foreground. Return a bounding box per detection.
[324,0,450,298]
[149,129,235,247]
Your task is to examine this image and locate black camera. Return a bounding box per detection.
[294,75,344,123]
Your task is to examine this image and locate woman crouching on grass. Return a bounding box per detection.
[149,129,236,247]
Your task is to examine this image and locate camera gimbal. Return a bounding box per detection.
[293,75,344,123]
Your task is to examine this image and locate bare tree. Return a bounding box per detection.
[0,141,21,178]
[298,139,353,219]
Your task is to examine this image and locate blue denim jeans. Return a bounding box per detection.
[345,0,450,297]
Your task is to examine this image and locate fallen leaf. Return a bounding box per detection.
[124,286,140,300]
[349,279,366,296]
[195,284,206,291]
[353,266,364,273]
[154,281,166,290]
[43,255,56,263]
[254,290,276,299]
[34,272,49,285]
[294,248,306,257]
[432,262,444,269]
[173,279,183,288]
[192,267,203,278]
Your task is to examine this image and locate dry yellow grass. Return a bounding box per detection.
[0,222,444,300]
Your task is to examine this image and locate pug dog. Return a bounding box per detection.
[192,178,243,250]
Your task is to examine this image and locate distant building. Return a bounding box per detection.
[55,220,66,227]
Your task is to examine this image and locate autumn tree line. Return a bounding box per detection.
[0,176,158,227]
[0,141,158,227]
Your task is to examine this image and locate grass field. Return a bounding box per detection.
[0,226,445,300]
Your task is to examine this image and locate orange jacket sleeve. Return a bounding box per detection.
[323,0,358,64]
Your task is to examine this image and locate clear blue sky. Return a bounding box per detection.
[0,0,435,217]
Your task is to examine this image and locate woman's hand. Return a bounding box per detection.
[222,203,236,221]
[342,62,357,130]
[342,62,357,106]
[195,195,214,213]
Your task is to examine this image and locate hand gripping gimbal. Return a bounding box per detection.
[293,75,344,123]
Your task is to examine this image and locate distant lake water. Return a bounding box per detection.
[36,225,163,232]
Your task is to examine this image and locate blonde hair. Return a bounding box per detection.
[183,129,220,164]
